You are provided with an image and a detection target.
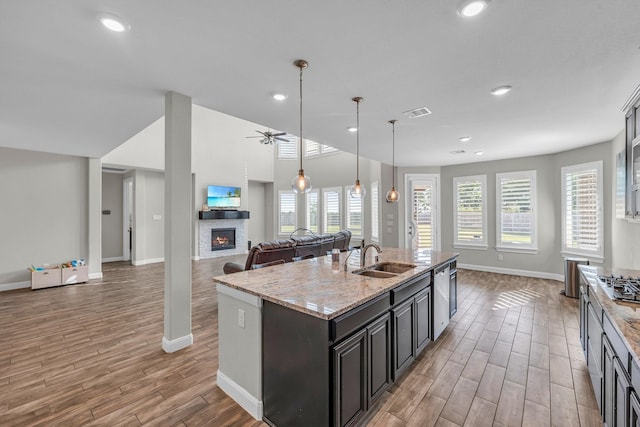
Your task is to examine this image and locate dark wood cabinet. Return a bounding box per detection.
[367,313,392,406]
[630,390,640,426]
[333,329,367,427]
[603,334,615,426]
[392,298,415,379]
[415,287,431,354]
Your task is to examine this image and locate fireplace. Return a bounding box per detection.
[211,228,236,251]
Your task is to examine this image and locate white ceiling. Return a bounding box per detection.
[2,1,640,166]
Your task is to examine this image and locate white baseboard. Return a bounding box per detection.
[0,281,31,292]
[217,370,263,420]
[132,257,165,266]
[162,333,193,353]
[458,263,564,282]
[192,255,200,261]
[88,272,103,280]
[102,256,124,263]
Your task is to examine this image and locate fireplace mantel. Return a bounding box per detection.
[198,210,250,220]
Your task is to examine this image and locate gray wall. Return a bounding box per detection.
[102,172,123,260]
[248,181,267,246]
[0,147,88,285]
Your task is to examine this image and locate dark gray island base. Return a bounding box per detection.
[214,248,458,427]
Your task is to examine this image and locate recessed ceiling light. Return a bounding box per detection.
[347,127,358,133]
[475,151,484,156]
[98,13,130,32]
[272,93,287,101]
[457,0,489,17]
[450,150,466,155]
[459,136,472,142]
[490,85,512,96]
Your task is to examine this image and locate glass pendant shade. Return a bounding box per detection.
[349,179,366,199]
[292,169,311,193]
[290,59,312,194]
[386,186,399,203]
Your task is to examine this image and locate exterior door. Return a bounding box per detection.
[406,175,438,251]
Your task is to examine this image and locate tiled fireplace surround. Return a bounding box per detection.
[198,218,248,259]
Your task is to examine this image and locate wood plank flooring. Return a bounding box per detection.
[0,258,602,426]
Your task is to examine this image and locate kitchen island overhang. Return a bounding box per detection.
[213,248,458,426]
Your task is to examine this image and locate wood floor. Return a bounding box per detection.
[0,257,602,426]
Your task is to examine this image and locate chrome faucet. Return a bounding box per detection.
[360,243,382,267]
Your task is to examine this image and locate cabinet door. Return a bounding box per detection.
[603,334,614,426]
[367,313,391,405]
[630,390,640,427]
[415,287,431,354]
[392,298,415,379]
[587,302,603,411]
[580,285,588,355]
[613,356,631,427]
[449,271,457,318]
[333,329,367,427]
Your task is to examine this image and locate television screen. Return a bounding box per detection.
[207,185,241,208]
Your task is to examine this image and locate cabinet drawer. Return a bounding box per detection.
[390,273,430,306]
[588,287,603,324]
[331,293,390,343]
[603,314,629,373]
[31,268,61,290]
[62,266,89,284]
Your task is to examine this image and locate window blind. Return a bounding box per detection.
[454,176,486,246]
[304,140,320,158]
[306,190,319,233]
[497,172,535,248]
[323,189,341,234]
[563,166,600,253]
[277,135,297,159]
[346,187,362,237]
[279,192,296,234]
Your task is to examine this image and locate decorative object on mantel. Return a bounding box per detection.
[386,119,400,203]
[349,96,366,198]
[201,204,209,212]
[291,59,312,194]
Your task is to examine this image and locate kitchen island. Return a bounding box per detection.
[213,248,458,427]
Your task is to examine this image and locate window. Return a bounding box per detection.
[321,144,339,155]
[278,191,296,235]
[345,186,363,238]
[371,181,379,242]
[453,175,487,248]
[562,161,603,261]
[496,170,537,252]
[306,190,319,234]
[277,135,297,159]
[304,140,320,158]
[323,188,342,233]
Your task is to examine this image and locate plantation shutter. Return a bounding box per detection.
[304,140,320,158]
[306,190,319,233]
[345,187,362,238]
[498,172,535,248]
[564,166,600,252]
[371,183,379,242]
[454,176,486,246]
[279,192,296,234]
[412,185,433,250]
[277,136,297,159]
[322,144,339,154]
[323,189,341,233]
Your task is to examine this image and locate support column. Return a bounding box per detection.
[88,158,103,279]
[162,91,193,353]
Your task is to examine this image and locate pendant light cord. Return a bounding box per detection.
[392,120,395,188]
[356,99,360,180]
[299,64,303,172]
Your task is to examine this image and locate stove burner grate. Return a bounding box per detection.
[598,275,640,303]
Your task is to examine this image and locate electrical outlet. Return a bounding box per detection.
[238,309,245,328]
[497,254,503,261]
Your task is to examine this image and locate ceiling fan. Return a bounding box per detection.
[246,130,288,145]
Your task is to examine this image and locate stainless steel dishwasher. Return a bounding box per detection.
[433,264,450,340]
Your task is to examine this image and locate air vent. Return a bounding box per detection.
[403,106,432,119]
[450,150,466,155]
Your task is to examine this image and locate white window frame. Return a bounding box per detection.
[304,139,320,158]
[321,144,339,155]
[345,186,363,240]
[322,187,342,234]
[277,135,297,160]
[278,190,297,236]
[453,175,487,249]
[496,170,538,253]
[371,181,379,243]
[561,161,604,262]
[305,189,319,234]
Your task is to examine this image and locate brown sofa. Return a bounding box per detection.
[222,230,352,274]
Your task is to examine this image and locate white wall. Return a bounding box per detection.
[0,148,88,286]
[248,181,267,247]
[102,172,123,261]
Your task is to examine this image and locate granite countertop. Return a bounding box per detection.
[213,248,458,320]
[578,264,640,363]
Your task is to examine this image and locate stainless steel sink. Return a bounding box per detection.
[366,262,416,274]
[353,269,398,279]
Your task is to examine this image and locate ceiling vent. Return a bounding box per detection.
[403,106,432,119]
[449,150,466,155]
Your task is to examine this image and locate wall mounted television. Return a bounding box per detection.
[207,185,241,209]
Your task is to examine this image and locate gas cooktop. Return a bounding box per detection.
[598,275,640,303]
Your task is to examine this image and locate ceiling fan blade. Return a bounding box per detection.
[274,137,289,142]
[246,136,262,138]
[272,132,286,137]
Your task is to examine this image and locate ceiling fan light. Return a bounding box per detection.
[457,0,489,17]
[292,170,311,194]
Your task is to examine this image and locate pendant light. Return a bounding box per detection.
[291,59,311,193]
[386,119,400,203]
[349,97,366,198]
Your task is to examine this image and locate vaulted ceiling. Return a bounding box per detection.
[2,1,640,166]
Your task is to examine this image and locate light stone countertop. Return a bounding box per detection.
[579,264,640,363]
[213,247,458,320]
